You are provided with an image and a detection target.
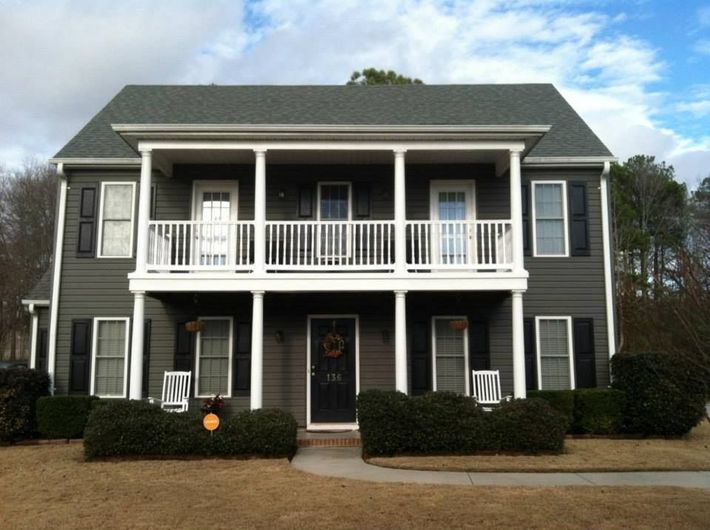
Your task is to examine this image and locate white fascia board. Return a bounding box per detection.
[48,158,141,167]
[21,299,50,306]
[523,156,617,167]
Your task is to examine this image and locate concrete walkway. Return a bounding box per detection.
[291,447,710,488]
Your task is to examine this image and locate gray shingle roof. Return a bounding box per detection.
[54,84,612,159]
[25,268,52,301]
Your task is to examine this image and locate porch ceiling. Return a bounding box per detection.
[160,148,505,166]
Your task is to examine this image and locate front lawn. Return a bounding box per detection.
[0,444,709,529]
[368,420,710,473]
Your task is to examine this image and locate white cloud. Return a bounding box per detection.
[0,0,708,186]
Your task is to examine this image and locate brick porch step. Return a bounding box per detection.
[297,430,361,448]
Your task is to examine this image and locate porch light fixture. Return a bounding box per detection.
[275,330,284,344]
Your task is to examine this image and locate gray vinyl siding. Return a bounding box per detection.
[38,307,49,330]
[51,162,610,408]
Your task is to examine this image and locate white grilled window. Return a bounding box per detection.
[196,318,233,397]
[92,318,129,397]
[537,317,573,390]
[432,317,469,394]
[99,182,135,257]
[533,182,568,256]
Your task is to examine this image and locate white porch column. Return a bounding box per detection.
[129,291,145,400]
[394,290,408,393]
[511,289,526,399]
[135,150,153,274]
[250,290,264,409]
[394,149,407,274]
[253,149,267,274]
[28,304,38,369]
[509,149,525,274]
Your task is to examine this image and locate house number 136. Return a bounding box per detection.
[326,373,343,382]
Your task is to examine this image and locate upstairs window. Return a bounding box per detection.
[532,181,568,257]
[98,182,136,258]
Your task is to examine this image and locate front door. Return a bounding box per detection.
[192,181,239,266]
[310,318,357,423]
[430,181,476,266]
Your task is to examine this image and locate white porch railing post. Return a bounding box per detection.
[135,150,153,274]
[394,149,407,275]
[250,290,264,409]
[394,290,408,393]
[509,149,525,274]
[512,289,526,399]
[129,291,145,400]
[253,149,267,274]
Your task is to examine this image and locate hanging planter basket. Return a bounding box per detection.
[449,319,469,331]
[185,320,206,333]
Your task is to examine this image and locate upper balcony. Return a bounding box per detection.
[126,134,532,293]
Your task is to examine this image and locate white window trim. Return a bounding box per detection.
[194,316,234,398]
[97,181,137,258]
[431,315,470,395]
[531,180,569,257]
[190,180,240,221]
[90,317,130,398]
[535,316,575,390]
[316,181,353,221]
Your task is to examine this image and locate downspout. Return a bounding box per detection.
[47,163,67,393]
[599,161,616,359]
[28,303,38,369]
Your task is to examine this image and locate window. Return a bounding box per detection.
[317,182,352,259]
[195,317,233,397]
[431,317,470,394]
[91,318,129,398]
[535,317,575,390]
[191,181,239,267]
[532,181,568,257]
[98,182,136,258]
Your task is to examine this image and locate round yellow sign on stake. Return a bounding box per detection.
[203,413,220,432]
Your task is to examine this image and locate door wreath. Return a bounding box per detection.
[322,328,345,359]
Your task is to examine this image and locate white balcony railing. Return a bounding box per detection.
[266,220,395,270]
[146,219,514,273]
[147,221,254,271]
[406,220,513,271]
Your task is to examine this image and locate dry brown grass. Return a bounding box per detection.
[368,420,710,473]
[0,444,709,529]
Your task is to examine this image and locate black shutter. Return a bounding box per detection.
[569,182,590,256]
[354,184,371,217]
[174,321,195,375]
[469,319,490,371]
[69,319,92,393]
[524,318,536,390]
[573,318,596,388]
[410,320,430,395]
[37,328,48,373]
[150,185,157,220]
[233,321,251,395]
[298,186,313,218]
[521,183,531,256]
[142,319,152,397]
[77,186,97,257]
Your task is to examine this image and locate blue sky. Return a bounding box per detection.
[0,0,708,185]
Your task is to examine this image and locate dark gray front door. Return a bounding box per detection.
[310,318,357,423]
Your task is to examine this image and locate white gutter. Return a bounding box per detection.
[599,161,617,359]
[523,156,617,167]
[47,163,67,392]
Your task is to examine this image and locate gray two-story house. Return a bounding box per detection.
[25,84,616,429]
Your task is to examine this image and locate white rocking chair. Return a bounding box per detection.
[148,371,191,413]
[471,369,511,411]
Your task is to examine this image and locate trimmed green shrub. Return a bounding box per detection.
[36,396,100,439]
[489,398,567,453]
[357,390,567,456]
[572,389,625,435]
[612,352,707,436]
[84,400,297,459]
[0,368,50,442]
[527,390,575,429]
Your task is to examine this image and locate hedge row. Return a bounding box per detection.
[527,388,625,435]
[83,400,298,458]
[36,396,99,439]
[0,369,50,442]
[357,390,567,456]
[611,351,707,436]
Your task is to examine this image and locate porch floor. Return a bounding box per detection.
[297,429,361,448]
